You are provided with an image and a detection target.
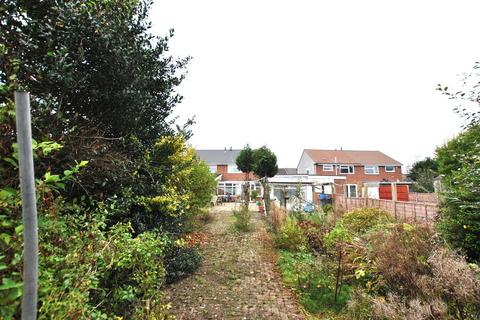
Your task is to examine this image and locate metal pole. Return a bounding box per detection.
[15,92,38,320]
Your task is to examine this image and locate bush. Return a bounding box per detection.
[233,207,253,232]
[341,208,395,235]
[164,244,202,284]
[274,217,307,251]
[297,220,329,254]
[369,224,436,297]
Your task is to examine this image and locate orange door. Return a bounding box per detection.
[396,185,409,201]
[379,185,392,200]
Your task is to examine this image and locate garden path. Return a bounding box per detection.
[164,203,304,320]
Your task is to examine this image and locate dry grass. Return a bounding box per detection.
[269,203,288,233]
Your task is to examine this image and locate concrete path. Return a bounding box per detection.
[164,204,304,320]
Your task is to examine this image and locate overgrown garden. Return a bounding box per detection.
[1,1,216,318]
[267,64,480,319]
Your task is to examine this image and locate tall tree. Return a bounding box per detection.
[1,0,190,200]
[236,144,255,208]
[407,157,439,192]
[252,146,278,214]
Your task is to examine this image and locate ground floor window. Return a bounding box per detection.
[344,184,357,198]
[217,182,241,196]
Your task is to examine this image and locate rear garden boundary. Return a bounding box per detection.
[334,195,439,222]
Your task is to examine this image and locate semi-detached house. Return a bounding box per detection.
[196,149,261,200]
[297,149,404,199]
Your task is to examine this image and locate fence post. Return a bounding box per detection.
[413,203,416,222]
[403,202,407,222]
[424,205,428,221]
[393,200,397,219]
[15,92,38,320]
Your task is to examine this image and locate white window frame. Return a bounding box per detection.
[345,184,358,198]
[323,164,334,172]
[364,165,379,175]
[385,165,395,172]
[209,165,217,173]
[339,165,354,174]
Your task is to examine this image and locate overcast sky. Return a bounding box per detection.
[150,0,480,170]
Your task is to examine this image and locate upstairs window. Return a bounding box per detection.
[364,165,379,174]
[339,165,354,174]
[385,165,395,172]
[323,164,333,172]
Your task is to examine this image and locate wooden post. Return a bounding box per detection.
[413,203,416,222]
[424,204,428,221]
[403,202,407,222]
[393,200,397,219]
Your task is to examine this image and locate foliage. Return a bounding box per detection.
[233,207,253,232]
[436,125,480,176]
[407,157,439,192]
[274,217,307,251]
[236,144,255,175]
[436,125,480,262]
[252,145,278,214]
[252,146,278,179]
[297,220,329,254]
[278,250,351,314]
[339,208,395,235]
[272,204,480,319]
[0,0,217,315]
[164,243,202,284]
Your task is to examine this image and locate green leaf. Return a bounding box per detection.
[0,278,22,291]
[15,224,24,234]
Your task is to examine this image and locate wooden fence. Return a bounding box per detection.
[408,192,439,204]
[334,196,439,222]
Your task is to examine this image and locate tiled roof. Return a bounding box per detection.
[277,168,298,175]
[196,149,241,165]
[304,149,402,166]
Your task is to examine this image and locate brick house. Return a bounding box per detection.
[196,148,261,200]
[297,149,403,198]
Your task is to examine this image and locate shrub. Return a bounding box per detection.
[322,204,334,214]
[369,224,436,297]
[341,208,395,235]
[233,207,253,232]
[297,220,329,254]
[427,248,480,319]
[274,217,307,251]
[164,244,202,284]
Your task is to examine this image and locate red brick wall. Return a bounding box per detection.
[215,165,258,181]
[222,173,252,181]
[217,165,228,174]
[316,164,403,195]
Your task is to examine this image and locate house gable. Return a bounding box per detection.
[296,150,315,175]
